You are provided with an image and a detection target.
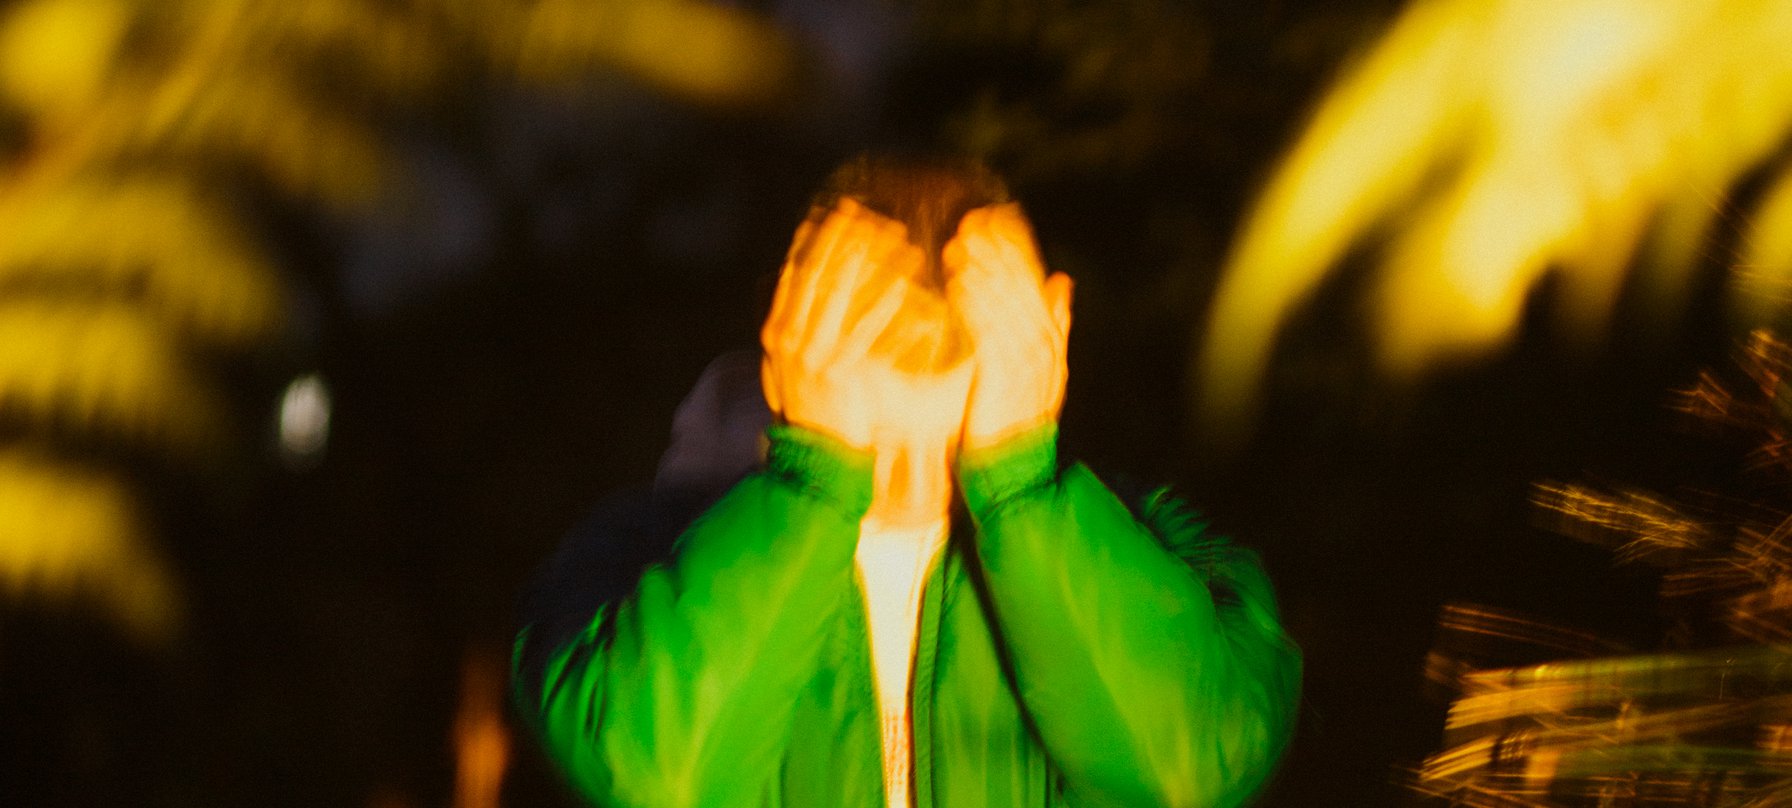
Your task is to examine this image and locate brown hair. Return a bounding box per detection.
[811,155,1011,289]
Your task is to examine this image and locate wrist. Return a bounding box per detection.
[778,405,872,454]
[766,422,876,517]
[865,435,958,530]
[956,422,1058,518]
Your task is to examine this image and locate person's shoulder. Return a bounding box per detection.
[517,486,698,633]
[1089,466,1235,564]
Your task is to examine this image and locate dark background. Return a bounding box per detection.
[0,1,1752,805]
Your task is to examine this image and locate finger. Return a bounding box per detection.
[945,206,1061,356]
[949,245,1047,328]
[887,296,956,375]
[959,203,1046,286]
[799,200,910,345]
[802,217,900,354]
[946,247,1046,331]
[764,268,799,354]
[967,229,1039,290]
[763,263,806,358]
[941,203,998,281]
[837,269,913,362]
[984,202,1047,278]
[760,353,783,417]
[785,200,881,344]
[789,198,864,271]
[764,219,818,339]
[783,219,817,268]
[853,236,923,319]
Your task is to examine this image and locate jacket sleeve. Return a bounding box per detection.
[512,424,872,807]
[957,426,1301,808]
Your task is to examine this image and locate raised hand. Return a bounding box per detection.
[761,197,923,452]
[944,203,1073,452]
[761,198,975,528]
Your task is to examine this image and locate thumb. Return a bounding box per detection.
[1044,272,1074,337]
[760,353,782,417]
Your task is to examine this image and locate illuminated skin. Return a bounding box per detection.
[516,194,1301,808]
[944,202,1074,453]
[761,196,971,533]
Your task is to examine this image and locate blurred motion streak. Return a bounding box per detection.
[1435,603,1632,661]
[1533,484,1717,565]
[1199,0,1792,434]
[1415,328,1792,804]
[0,0,799,642]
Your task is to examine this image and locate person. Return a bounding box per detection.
[512,158,1301,808]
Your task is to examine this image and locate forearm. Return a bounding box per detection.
[961,427,1301,808]
[517,425,872,807]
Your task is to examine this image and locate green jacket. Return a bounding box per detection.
[515,424,1301,807]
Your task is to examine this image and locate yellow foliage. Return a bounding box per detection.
[1200,0,1792,432]
[508,0,799,107]
[110,63,390,204]
[0,300,229,455]
[0,0,806,645]
[0,173,285,348]
[0,0,131,128]
[226,0,458,100]
[0,449,181,644]
[2,2,406,204]
[1737,168,1792,324]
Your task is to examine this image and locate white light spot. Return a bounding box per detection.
[278,373,331,468]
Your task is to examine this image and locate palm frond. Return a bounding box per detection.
[0,448,180,644]
[0,0,134,129]
[0,299,229,455]
[0,172,285,347]
[501,0,799,106]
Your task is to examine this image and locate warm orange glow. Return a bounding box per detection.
[1201,0,1792,432]
[452,649,512,808]
[0,0,810,646]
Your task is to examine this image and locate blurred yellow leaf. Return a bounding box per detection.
[0,449,181,644]
[242,0,458,100]
[507,0,799,107]
[0,0,811,646]
[113,62,390,204]
[0,173,285,347]
[0,0,131,127]
[1737,168,1792,324]
[0,300,230,455]
[1200,0,1792,433]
